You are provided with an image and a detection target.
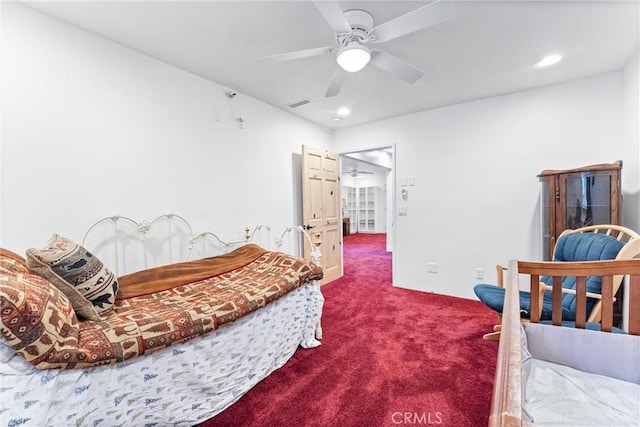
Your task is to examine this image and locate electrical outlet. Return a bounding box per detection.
[428,263,438,274]
[476,268,484,280]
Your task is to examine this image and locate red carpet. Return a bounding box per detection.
[202,233,499,426]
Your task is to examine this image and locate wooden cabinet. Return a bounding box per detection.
[538,161,622,261]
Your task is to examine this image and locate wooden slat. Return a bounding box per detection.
[552,276,563,326]
[601,275,613,332]
[575,276,586,329]
[530,275,540,323]
[496,264,505,288]
[629,274,640,335]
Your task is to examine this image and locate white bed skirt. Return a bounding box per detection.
[0,281,324,427]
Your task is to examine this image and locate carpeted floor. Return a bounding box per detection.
[203,233,499,426]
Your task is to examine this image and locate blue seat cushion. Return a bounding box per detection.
[473,283,573,320]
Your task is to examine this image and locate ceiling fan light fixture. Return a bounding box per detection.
[337,42,371,72]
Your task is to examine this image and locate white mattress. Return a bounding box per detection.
[0,281,323,426]
[525,358,640,426]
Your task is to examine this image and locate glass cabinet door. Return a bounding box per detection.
[563,174,612,230]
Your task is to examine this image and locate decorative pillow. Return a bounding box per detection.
[26,235,119,321]
[0,264,79,366]
[0,248,28,273]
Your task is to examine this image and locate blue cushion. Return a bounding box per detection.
[541,232,625,319]
[474,231,625,321]
[553,232,624,262]
[473,283,573,320]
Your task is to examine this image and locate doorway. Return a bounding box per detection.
[339,146,395,255]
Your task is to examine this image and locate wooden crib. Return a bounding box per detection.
[489,258,640,427]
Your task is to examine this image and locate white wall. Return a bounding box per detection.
[1,3,332,254]
[621,50,639,330]
[622,50,640,234]
[334,72,635,299]
[385,167,394,252]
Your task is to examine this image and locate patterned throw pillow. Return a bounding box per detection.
[0,262,79,365]
[26,235,119,321]
[0,248,28,272]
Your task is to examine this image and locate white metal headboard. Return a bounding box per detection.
[249,224,321,265]
[82,213,247,276]
[187,228,250,262]
[82,214,321,276]
[83,214,190,273]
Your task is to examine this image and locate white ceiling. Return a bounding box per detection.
[342,149,392,176]
[20,0,640,130]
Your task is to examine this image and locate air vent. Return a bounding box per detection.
[288,99,312,109]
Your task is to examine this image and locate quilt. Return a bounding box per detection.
[12,244,322,369]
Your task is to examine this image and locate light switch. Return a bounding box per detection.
[398,206,408,216]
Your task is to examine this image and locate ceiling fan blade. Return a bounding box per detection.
[312,1,352,34]
[261,46,333,63]
[325,66,345,97]
[373,0,456,43]
[370,50,424,84]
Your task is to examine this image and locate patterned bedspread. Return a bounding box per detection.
[34,244,322,369]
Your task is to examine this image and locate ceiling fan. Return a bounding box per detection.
[261,0,456,97]
[350,169,374,177]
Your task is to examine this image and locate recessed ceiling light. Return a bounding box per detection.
[332,117,343,122]
[535,54,562,68]
[337,107,350,116]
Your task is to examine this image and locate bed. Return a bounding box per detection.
[489,258,640,427]
[0,214,324,426]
